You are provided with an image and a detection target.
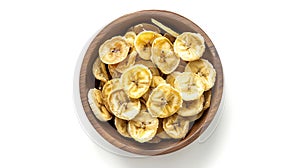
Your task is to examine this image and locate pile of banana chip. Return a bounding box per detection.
[88,19,216,143]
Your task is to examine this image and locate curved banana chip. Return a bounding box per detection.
[151,36,180,74]
[99,36,130,64]
[114,48,137,73]
[128,111,159,143]
[184,110,204,122]
[135,60,160,76]
[108,64,122,78]
[146,84,182,118]
[102,78,121,102]
[166,71,181,87]
[128,23,160,35]
[142,76,166,101]
[121,64,152,99]
[174,32,205,61]
[173,72,205,101]
[115,117,131,138]
[124,31,136,48]
[92,57,109,82]
[203,90,212,110]
[163,114,189,139]
[87,88,112,121]
[156,119,172,139]
[177,95,204,117]
[108,89,141,120]
[134,31,161,60]
[185,59,216,91]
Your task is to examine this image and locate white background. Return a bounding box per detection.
[0,0,299,167]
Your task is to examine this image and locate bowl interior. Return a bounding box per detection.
[79,10,223,156]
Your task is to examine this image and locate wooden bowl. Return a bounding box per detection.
[79,10,223,156]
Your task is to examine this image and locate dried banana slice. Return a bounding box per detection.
[87,88,112,121]
[92,57,109,82]
[108,64,122,78]
[156,119,172,139]
[124,31,136,48]
[135,60,160,76]
[151,36,180,74]
[128,111,159,143]
[203,90,212,110]
[184,110,204,122]
[185,59,216,91]
[134,31,162,60]
[174,32,205,61]
[163,114,189,139]
[115,117,131,138]
[173,72,205,101]
[146,84,182,118]
[114,48,137,73]
[102,78,121,102]
[121,64,152,99]
[128,23,160,35]
[99,36,130,64]
[166,71,181,86]
[108,89,141,120]
[177,95,204,117]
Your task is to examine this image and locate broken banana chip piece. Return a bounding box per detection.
[99,36,130,64]
[134,31,162,60]
[108,89,141,120]
[115,117,131,138]
[174,32,205,61]
[185,59,216,91]
[163,114,190,139]
[147,84,182,118]
[128,111,159,143]
[87,88,112,121]
[151,36,180,74]
[173,72,205,101]
[121,64,152,99]
[92,57,109,82]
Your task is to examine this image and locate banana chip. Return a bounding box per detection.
[142,76,166,101]
[151,36,180,74]
[203,90,212,110]
[114,48,137,73]
[121,64,152,99]
[135,60,160,76]
[92,57,109,82]
[147,84,182,118]
[166,71,181,87]
[173,72,205,101]
[124,31,136,48]
[115,117,131,138]
[163,114,189,139]
[177,95,204,117]
[87,88,112,121]
[156,119,172,139]
[128,111,159,143]
[108,89,141,120]
[134,31,162,60]
[108,64,122,78]
[174,32,205,61]
[184,110,204,122]
[185,59,216,91]
[99,36,130,64]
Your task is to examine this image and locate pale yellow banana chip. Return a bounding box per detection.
[146,84,182,118]
[134,31,162,60]
[121,64,152,99]
[124,31,136,48]
[185,59,216,91]
[92,57,109,82]
[128,111,159,143]
[114,48,137,73]
[135,60,160,76]
[108,64,122,78]
[99,36,130,64]
[108,89,141,120]
[173,72,205,101]
[151,36,180,74]
[163,114,189,139]
[87,88,112,121]
[166,71,181,87]
[184,110,204,122]
[115,117,131,138]
[142,76,166,101]
[102,78,121,102]
[174,32,205,61]
[177,95,204,117]
[156,119,172,139]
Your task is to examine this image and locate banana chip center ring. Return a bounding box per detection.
[86,19,217,144]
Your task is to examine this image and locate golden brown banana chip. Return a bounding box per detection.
[134,31,162,60]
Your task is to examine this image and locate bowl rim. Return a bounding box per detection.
[78,9,224,156]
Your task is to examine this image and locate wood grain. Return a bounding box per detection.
[79,10,223,156]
